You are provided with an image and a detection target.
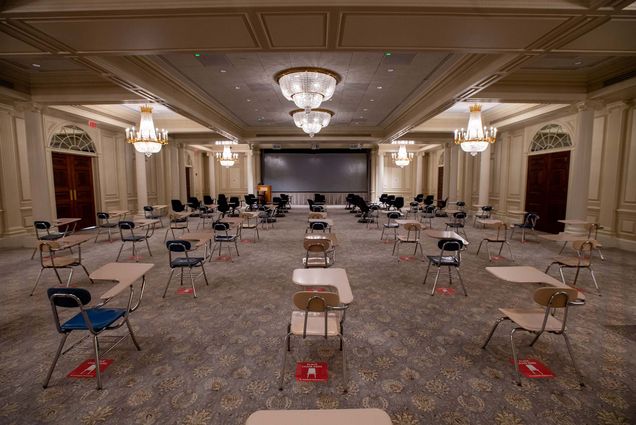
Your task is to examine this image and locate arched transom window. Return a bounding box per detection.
[530,124,572,152]
[50,125,96,153]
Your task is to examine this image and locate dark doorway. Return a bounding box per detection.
[185,167,192,199]
[437,167,444,201]
[525,151,570,234]
[52,152,96,229]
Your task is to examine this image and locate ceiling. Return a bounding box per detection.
[1,0,635,148]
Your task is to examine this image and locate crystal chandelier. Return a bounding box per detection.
[125,105,168,157]
[276,67,340,112]
[454,104,497,156]
[391,140,414,168]
[215,140,239,168]
[291,109,334,137]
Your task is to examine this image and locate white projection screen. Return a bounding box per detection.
[261,150,369,192]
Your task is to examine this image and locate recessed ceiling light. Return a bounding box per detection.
[246,99,251,102]
[194,53,201,57]
[32,63,41,68]
[363,108,368,112]
[220,69,227,73]
[359,116,364,119]
[387,68,394,73]
[370,99,375,102]
[376,86,383,90]
[234,86,240,90]
[574,58,583,65]
[254,108,259,111]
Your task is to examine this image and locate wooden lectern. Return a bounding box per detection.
[257,185,272,204]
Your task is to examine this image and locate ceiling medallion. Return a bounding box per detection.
[275,67,340,112]
[454,104,497,156]
[290,109,334,137]
[125,105,168,157]
[391,140,414,168]
[215,140,239,167]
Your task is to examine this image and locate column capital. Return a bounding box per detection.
[606,99,633,112]
[575,100,604,112]
[14,101,44,113]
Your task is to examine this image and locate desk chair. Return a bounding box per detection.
[345,193,356,210]
[481,287,583,386]
[163,240,209,298]
[116,221,153,262]
[143,206,164,227]
[240,212,260,240]
[314,193,326,205]
[445,211,468,239]
[171,199,186,213]
[585,223,605,260]
[280,194,291,211]
[381,212,401,240]
[473,206,493,226]
[392,196,405,212]
[95,212,119,242]
[280,291,348,392]
[435,197,449,217]
[419,205,436,229]
[545,240,601,295]
[31,221,68,259]
[203,195,214,206]
[43,287,141,390]
[196,206,215,230]
[164,213,190,241]
[213,222,239,258]
[367,204,380,229]
[31,241,93,296]
[510,213,539,243]
[303,238,333,268]
[228,196,241,215]
[476,222,514,262]
[422,239,467,296]
[393,222,423,260]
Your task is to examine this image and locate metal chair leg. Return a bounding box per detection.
[340,335,347,393]
[162,269,175,298]
[507,242,514,261]
[279,332,291,391]
[65,269,74,287]
[53,267,64,285]
[455,267,468,296]
[125,318,142,350]
[116,242,125,262]
[558,267,567,285]
[563,333,584,386]
[589,268,601,294]
[481,316,508,348]
[201,263,210,286]
[31,268,44,296]
[42,333,68,388]
[529,331,544,347]
[431,267,441,296]
[422,260,432,286]
[510,328,522,385]
[189,268,197,298]
[93,335,102,390]
[476,240,485,256]
[145,238,152,257]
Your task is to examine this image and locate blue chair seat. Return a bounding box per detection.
[122,235,146,242]
[427,255,460,266]
[171,257,204,267]
[60,308,126,332]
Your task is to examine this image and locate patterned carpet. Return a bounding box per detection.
[0,206,634,425]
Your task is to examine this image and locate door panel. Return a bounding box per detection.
[52,153,96,230]
[437,167,443,200]
[525,151,570,234]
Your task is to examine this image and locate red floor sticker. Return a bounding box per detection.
[214,256,232,262]
[128,255,143,261]
[68,359,113,378]
[491,255,506,261]
[240,239,255,244]
[383,239,394,244]
[176,287,194,294]
[512,358,555,378]
[399,255,417,261]
[296,362,328,382]
[435,287,456,295]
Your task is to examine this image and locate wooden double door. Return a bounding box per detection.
[52,152,96,230]
[525,151,570,234]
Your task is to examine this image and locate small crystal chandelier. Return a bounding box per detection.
[275,67,340,112]
[125,105,168,157]
[291,109,334,137]
[215,140,239,168]
[454,104,497,156]
[391,140,414,168]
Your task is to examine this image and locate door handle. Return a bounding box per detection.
[73,189,77,201]
[69,190,73,201]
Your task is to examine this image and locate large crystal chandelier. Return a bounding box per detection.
[291,109,333,137]
[215,140,239,168]
[125,105,168,157]
[391,140,414,168]
[276,67,340,112]
[454,104,497,156]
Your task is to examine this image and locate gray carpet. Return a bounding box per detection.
[0,207,634,425]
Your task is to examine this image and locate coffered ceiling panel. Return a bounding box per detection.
[0,55,87,71]
[0,30,42,54]
[260,13,327,48]
[558,19,636,52]
[339,14,568,50]
[160,51,449,130]
[522,54,611,70]
[25,15,258,53]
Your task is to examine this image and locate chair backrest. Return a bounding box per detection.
[402,222,421,240]
[48,287,91,308]
[217,194,227,203]
[424,195,434,206]
[96,212,110,220]
[143,206,153,212]
[452,211,467,223]
[171,199,185,212]
[424,205,436,214]
[415,194,424,202]
[118,220,135,230]
[523,213,539,227]
[533,287,577,308]
[303,238,331,251]
[310,221,328,232]
[456,201,465,207]
[379,193,388,202]
[203,195,214,205]
[437,238,463,252]
[394,197,405,209]
[143,205,154,218]
[482,206,493,212]
[166,239,192,252]
[34,220,52,238]
[229,196,240,207]
[293,291,340,311]
[492,222,508,240]
[214,221,230,231]
[572,239,598,257]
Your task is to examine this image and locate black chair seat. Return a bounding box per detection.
[100,222,119,228]
[40,233,65,240]
[215,235,237,242]
[446,223,465,228]
[384,223,399,228]
[427,255,460,266]
[61,308,126,332]
[171,257,204,267]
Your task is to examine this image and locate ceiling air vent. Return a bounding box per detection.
[311,143,320,150]
[349,143,362,149]
[272,144,282,150]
